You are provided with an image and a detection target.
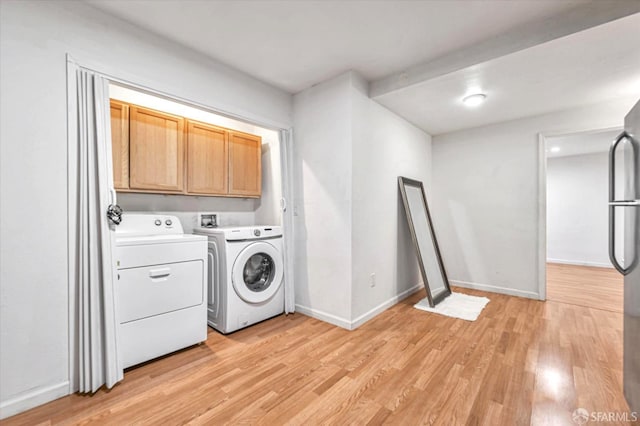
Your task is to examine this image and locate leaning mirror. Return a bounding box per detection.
[398,176,452,307]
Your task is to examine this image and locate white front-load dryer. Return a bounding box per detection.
[194,226,284,334]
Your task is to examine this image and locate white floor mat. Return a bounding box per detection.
[414,292,490,321]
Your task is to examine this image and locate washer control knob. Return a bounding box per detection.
[165,219,173,226]
[154,219,162,226]
[254,229,261,237]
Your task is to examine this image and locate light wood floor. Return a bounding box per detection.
[547,263,624,313]
[4,287,630,425]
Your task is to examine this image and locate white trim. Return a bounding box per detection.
[451,279,539,300]
[537,126,623,303]
[537,133,547,301]
[547,258,614,269]
[0,381,69,420]
[65,52,290,131]
[369,2,640,97]
[279,129,296,314]
[350,284,423,330]
[296,284,423,330]
[294,305,352,330]
[66,55,79,394]
[538,126,622,140]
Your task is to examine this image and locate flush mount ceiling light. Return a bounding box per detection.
[462,93,487,107]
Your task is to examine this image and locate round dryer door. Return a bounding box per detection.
[231,241,284,304]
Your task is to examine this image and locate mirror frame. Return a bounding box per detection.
[398,176,452,307]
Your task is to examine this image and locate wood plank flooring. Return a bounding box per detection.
[547,263,623,313]
[3,287,631,425]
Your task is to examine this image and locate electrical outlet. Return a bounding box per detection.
[370,273,376,288]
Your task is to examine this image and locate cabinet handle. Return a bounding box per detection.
[149,268,171,279]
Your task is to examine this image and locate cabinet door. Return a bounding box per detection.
[229,131,262,197]
[110,100,129,189]
[186,120,228,195]
[129,106,185,192]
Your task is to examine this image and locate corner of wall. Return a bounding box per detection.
[349,283,423,330]
[348,71,369,97]
[292,69,434,329]
[347,74,432,326]
[294,304,352,330]
[292,71,355,324]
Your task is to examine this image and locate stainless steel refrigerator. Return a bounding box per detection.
[609,99,640,413]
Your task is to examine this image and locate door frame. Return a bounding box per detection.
[536,126,622,301]
[66,53,295,394]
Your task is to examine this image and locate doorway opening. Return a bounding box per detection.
[543,128,624,312]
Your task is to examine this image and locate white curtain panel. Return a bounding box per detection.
[279,129,296,314]
[73,67,123,392]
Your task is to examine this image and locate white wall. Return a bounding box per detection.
[292,73,353,327]
[293,71,431,328]
[254,134,283,227]
[547,152,611,267]
[432,97,636,300]
[350,74,431,325]
[0,1,291,418]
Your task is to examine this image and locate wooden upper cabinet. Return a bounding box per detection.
[186,120,228,195]
[129,106,185,192]
[229,131,262,197]
[110,100,262,198]
[110,100,129,190]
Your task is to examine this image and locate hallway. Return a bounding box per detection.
[547,263,623,313]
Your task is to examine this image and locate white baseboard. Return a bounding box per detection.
[296,284,423,331]
[547,258,613,269]
[0,380,69,420]
[451,279,539,300]
[294,304,352,330]
[350,283,423,330]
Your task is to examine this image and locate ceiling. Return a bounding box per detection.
[88,0,586,92]
[375,13,640,134]
[546,129,620,158]
[88,0,640,135]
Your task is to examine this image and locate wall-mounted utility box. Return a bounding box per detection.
[199,213,217,228]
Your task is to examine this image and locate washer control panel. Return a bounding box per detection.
[214,226,283,241]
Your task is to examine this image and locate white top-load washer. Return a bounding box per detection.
[194,226,284,334]
[115,213,207,368]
